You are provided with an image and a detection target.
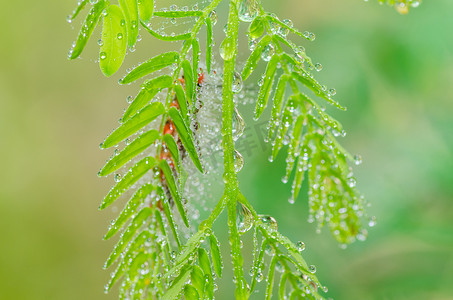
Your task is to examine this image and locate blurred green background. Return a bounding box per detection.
[0,0,452,299]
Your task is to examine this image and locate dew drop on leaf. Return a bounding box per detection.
[238,0,259,22]
[233,107,245,141]
[260,215,278,231]
[261,44,274,61]
[209,10,218,25]
[236,202,254,234]
[234,149,244,172]
[296,241,305,252]
[232,72,243,93]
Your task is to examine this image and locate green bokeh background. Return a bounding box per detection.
[0,0,452,299]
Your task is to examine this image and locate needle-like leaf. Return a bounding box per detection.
[69,0,107,59]
[102,102,165,148]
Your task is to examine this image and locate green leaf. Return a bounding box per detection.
[292,71,345,110]
[104,183,155,240]
[99,130,160,176]
[272,96,297,160]
[125,251,150,288]
[160,188,181,249]
[102,102,165,148]
[192,39,200,100]
[163,265,192,300]
[131,273,148,299]
[153,11,203,18]
[268,74,289,140]
[168,107,203,173]
[100,5,127,77]
[248,16,264,39]
[154,209,171,258]
[291,145,310,201]
[301,94,344,134]
[265,15,308,40]
[104,207,152,268]
[106,231,151,291]
[205,18,212,74]
[241,35,272,80]
[250,238,268,292]
[158,159,189,227]
[190,266,205,297]
[285,115,304,179]
[119,0,139,48]
[182,60,194,104]
[68,0,88,21]
[265,255,278,300]
[138,0,153,22]
[166,230,207,277]
[69,0,107,59]
[198,248,212,275]
[184,284,200,300]
[209,234,222,278]
[279,272,289,300]
[141,21,191,41]
[122,75,173,122]
[174,84,190,126]
[255,54,280,119]
[120,52,179,84]
[99,157,156,210]
[198,248,214,299]
[163,134,182,170]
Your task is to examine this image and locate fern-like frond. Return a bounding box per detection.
[65,0,398,298]
[240,4,367,244]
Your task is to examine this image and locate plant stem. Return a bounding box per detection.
[221,0,249,298]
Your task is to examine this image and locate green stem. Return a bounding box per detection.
[221,0,249,299]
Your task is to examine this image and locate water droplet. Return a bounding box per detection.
[256,272,264,282]
[261,44,275,61]
[117,33,123,40]
[219,37,235,61]
[347,177,356,188]
[237,202,254,233]
[100,52,107,60]
[209,10,218,25]
[169,4,178,11]
[278,19,292,37]
[126,95,133,103]
[114,174,122,182]
[303,31,316,41]
[232,72,243,93]
[260,215,278,231]
[233,107,245,141]
[315,63,323,72]
[354,154,362,165]
[309,265,316,273]
[238,0,259,22]
[97,39,104,46]
[328,88,336,97]
[296,241,305,252]
[234,149,244,172]
[368,216,377,227]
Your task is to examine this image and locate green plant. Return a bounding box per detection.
[67,0,420,299]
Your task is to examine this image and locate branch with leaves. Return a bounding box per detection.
[67,0,419,299]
